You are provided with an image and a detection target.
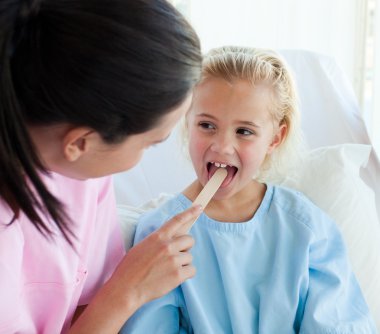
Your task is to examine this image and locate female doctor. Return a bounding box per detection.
[0,0,202,333]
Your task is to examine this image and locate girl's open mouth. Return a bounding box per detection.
[207,162,238,187]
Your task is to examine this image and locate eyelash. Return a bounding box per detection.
[237,128,255,136]
[199,122,215,130]
[198,122,255,136]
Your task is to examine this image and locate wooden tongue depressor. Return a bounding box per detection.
[189,168,228,229]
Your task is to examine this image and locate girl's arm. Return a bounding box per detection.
[300,216,377,333]
[120,289,184,334]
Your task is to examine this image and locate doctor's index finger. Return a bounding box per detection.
[160,205,203,238]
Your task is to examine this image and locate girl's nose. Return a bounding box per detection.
[210,133,234,155]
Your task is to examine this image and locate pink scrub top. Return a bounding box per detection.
[0,173,125,333]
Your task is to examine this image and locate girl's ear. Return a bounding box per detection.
[267,123,288,154]
[62,127,95,162]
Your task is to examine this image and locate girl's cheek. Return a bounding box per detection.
[189,136,206,162]
[190,139,203,157]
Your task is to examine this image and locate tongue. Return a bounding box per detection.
[208,165,236,187]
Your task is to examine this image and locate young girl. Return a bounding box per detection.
[0,0,202,333]
[121,47,377,333]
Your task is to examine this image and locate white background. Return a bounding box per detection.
[173,0,380,155]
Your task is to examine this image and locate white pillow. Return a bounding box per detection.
[282,144,380,328]
[117,143,380,329]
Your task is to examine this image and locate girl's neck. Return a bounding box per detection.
[183,180,266,223]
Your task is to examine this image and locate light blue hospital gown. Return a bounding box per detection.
[121,184,377,334]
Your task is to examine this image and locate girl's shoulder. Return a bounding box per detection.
[268,184,336,234]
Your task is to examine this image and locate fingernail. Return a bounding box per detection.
[193,204,203,213]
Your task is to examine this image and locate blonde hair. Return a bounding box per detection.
[187,46,304,183]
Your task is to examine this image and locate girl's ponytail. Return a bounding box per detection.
[0,0,74,244]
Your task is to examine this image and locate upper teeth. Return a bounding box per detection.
[213,162,228,168]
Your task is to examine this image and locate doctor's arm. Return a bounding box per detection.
[69,205,199,334]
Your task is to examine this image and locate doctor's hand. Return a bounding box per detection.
[70,205,202,334]
[116,204,202,306]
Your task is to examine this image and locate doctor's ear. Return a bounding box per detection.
[62,127,96,162]
[267,123,288,154]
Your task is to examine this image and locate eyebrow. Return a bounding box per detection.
[196,113,261,128]
[239,120,261,128]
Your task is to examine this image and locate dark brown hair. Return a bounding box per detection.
[0,0,202,243]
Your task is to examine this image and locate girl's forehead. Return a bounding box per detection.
[195,77,273,101]
[192,78,274,119]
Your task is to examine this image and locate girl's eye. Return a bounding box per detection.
[237,128,254,136]
[199,122,215,130]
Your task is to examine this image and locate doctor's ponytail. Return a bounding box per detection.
[0,0,74,243]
